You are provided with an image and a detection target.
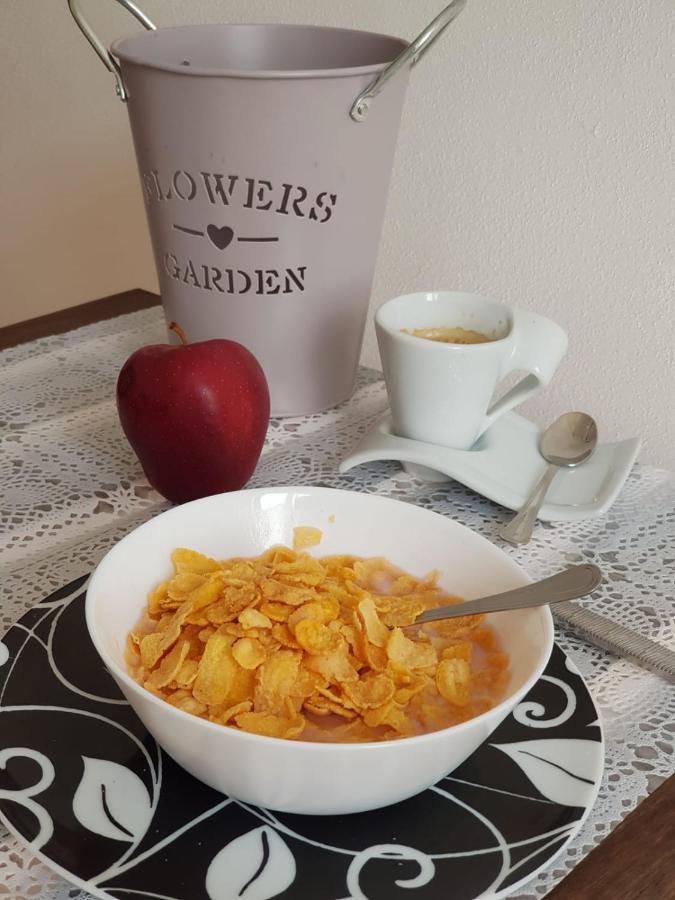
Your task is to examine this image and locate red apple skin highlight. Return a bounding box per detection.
[116,329,270,504]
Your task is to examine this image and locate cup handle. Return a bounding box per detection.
[479,309,568,436]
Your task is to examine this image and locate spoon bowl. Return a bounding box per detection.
[500,412,599,546]
[540,412,598,468]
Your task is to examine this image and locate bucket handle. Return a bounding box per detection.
[350,0,467,122]
[67,0,156,102]
[67,0,466,114]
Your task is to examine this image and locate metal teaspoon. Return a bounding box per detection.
[499,412,599,547]
[404,564,602,627]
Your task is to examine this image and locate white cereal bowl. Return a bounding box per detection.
[86,487,554,816]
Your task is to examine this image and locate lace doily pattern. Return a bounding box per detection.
[1,308,673,899]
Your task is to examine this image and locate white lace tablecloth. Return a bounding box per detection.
[1,307,673,898]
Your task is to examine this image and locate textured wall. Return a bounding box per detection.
[1,0,673,466]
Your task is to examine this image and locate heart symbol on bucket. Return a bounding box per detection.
[207,225,235,250]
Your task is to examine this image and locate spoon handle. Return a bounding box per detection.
[411,564,602,625]
[500,463,559,546]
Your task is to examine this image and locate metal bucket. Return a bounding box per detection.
[68,0,467,416]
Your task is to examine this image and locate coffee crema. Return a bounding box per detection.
[402,326,494,345]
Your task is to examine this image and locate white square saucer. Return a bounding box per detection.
[339,414,641,522]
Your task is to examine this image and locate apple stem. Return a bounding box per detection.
[169,322,189,346]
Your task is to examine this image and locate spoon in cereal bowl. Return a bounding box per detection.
[405,564,602,628]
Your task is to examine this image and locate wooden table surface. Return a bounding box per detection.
[1,290,673,900]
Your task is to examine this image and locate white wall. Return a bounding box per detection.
[2,0,673,467]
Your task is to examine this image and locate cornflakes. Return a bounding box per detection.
[294,620,343,656]
[293,526,323,551]
[126,543,509,743]
[436,658,471,706]
[232,637,267,670]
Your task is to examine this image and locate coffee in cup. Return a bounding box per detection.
[402,326,495,345]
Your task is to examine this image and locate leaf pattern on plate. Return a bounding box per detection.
[72,756,152,843]
[205,825,296,900]
[490,738,603,807]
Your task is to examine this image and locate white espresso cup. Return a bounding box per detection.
[375,292,568,450]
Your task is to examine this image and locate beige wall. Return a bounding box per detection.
[1,0,673,467]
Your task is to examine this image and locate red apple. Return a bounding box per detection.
[116,323,270,504]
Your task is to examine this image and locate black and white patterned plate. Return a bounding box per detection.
[0,577,603,900]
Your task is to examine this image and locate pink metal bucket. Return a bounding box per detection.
[68,0,467,416]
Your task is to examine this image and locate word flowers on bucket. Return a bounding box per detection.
[144,167,338,298]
